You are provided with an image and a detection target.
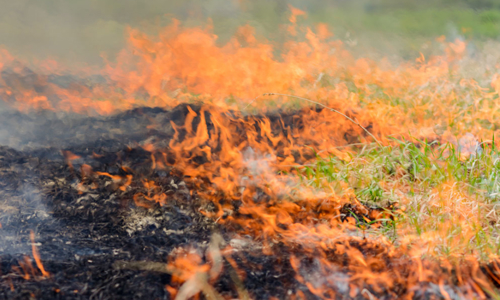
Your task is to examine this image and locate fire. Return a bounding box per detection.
[166,234,224,300]
[11,231,49,281]
[30,231,50,278]
[3,5,500,299]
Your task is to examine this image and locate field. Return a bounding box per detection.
[2,1,500,299]
[2,0,500,64]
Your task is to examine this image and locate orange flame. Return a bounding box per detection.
[3,5,500,298]
[30,230,50,278]
[12,231,50,281]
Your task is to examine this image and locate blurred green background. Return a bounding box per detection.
[2,0,500,66]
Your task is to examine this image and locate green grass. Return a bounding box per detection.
[311,7,500,39]
[296,138,500,260]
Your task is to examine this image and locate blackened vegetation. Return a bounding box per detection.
[0,104,363,300]
[0,144,203,299]
[0,104,486,300]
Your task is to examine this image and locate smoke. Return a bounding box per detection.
[293,256,351,296]
[240,147,302,200]
[0,184,51,255]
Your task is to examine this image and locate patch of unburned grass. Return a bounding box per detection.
[297,139,500,261]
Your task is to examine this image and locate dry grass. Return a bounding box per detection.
[297,139,500,261]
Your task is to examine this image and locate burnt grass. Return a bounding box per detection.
[0,104,331,300]
[0,104,496,300]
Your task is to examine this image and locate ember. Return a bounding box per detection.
[1,4,500,300]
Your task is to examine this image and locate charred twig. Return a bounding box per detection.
[113,234,227,300]
[113,260,225,300]
[113,260,173,273]
[224,257,251,300]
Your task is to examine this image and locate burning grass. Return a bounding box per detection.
[3,5,500,299]
[298,140,500,260]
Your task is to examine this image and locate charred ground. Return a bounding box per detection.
[2,104,498,299]
[0,104,379,300]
